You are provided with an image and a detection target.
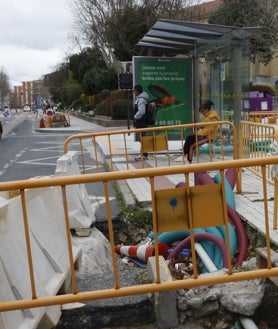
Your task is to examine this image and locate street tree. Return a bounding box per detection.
[45,0,205,103]
[61,79,83,106]
[152,0,204,20]
[209,0,278,64]
[70,0,120,69]
[104,5,157,61]
[68,47,107,83]
[259,0,278,51]
[70,0,204,68]
[44,63,69,104]
[82,66,118,95]
[0,68,10,109]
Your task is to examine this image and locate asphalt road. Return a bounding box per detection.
[0,112,154,328]
[0,111,121,223]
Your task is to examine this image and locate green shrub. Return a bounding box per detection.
[95,101,104,116]
[94,88,134,118]
[95,100,112,116]
[71,99,83,110]
[99,89,111,101]
[110,98,133,119]
[82,104,93,113]
[128,209,153,227]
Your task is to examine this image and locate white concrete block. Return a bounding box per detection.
[148,256,178,329]
[55,151,96,229]
[0,197,48,329]
[0,187,81,329]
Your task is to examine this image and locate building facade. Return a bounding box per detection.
[10,79,49,110]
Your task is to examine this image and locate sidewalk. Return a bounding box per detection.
[34,114,278,329]
[38,114,278,246]
[36,114,183,155]
[35,114,129,135]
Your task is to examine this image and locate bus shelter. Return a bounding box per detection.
[136,19,260,130]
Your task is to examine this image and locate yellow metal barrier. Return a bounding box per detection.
[247,111,278,124]
[239,121,278,182]
[238,121,278,228]
[63,121,237,174]
[0,157,278,314]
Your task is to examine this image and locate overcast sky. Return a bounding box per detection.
[0,0,213,90]
[0,0,74,88]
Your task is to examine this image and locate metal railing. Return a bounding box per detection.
[238,121,278,184]
[64,121,237,174]
[1,156,278,314]
[243,110,278,124]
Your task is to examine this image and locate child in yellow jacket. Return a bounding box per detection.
[183,100,220,163]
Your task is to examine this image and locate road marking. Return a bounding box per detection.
[18,161,58,166]
[15,150,27,158]
[17,156,99,172]
[18,155,60,163]
[90,196,115,207]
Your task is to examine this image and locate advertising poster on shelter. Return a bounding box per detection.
[133,57,193,131]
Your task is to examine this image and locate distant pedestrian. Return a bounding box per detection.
[0,121,2,139]
[133,84,149,161]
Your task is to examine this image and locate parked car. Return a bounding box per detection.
[23,105,31,112]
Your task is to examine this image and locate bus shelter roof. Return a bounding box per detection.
[137,19,260,55]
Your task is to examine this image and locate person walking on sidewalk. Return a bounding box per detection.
[183,100,220,163]
[133,84,149,161]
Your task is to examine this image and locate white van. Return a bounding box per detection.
[23,105,31,112]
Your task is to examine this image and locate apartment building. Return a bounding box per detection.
[10,79,49,110]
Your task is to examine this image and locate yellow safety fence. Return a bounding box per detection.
[245,111,278,124]
[238,120,278,230]
[64,121,237,174]
[238,121,278,183]
[1,156,278,314]
[63,118,278,228]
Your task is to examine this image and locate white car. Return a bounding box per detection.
[23,105,31,112]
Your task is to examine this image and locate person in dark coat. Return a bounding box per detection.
[0,121,2,139]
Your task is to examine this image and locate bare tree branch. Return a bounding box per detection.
[69,0,202,68]
[258,0,278,51]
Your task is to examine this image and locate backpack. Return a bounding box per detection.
[145,102,157,125]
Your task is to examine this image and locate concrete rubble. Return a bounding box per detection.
[176,276,265,328]
[2,114,277,328]
[55,149,277,329]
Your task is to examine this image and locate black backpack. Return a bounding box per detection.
[144,102,157,125]
[136,97,157,126]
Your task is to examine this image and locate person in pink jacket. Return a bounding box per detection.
[183,100,220,163]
